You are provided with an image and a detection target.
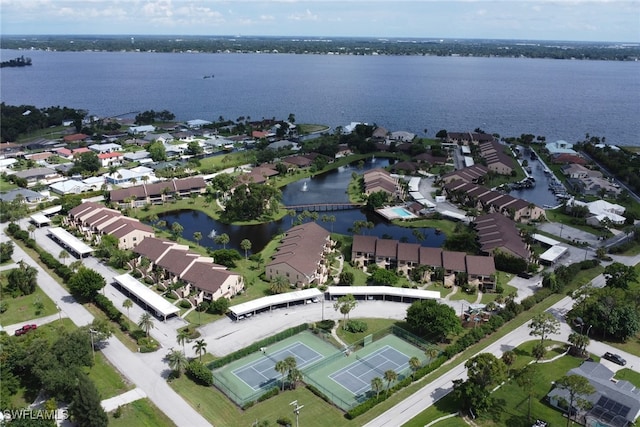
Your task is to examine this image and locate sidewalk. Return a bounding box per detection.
[101,388,147,412]
[1,312,67,335]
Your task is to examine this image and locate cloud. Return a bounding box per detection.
[288,9,319,21]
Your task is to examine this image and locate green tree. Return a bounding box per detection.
[275,360,288,391]
[166,348,188,377]
[409,356,422,379]
[240,239,252,259]
[383,369,398,395]
[74,151,100,173]
[214,233,230,249]
[177,329,190,354]
[193,231,202,246]
[269,275,289,294]
[406,299,463,342]
[208,297,230,315]
[556,374,596,427]
[515,364,539,422]
[148,141,167,162]
[603,262,637,289]
[193,339,207,362]
[501,350,517,367]
[170,221,184,241]
[370,268,399,286]
[58,250,70,265]
[7,260,38,295]
[82,319,113,349]
[186,140,203,156]
[333,294,357,329]
[465,353,507,390]
[68,267,105,299]
[138,312,155,338]
[339,271,354,285]
[371,376,384,398]
[568,332,590,357]
[529,312,560,348]
[68,373,108,427]
[0,241,14,263]
[122,298,133,319]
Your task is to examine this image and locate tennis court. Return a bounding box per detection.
[329,346,410,395]
[233,342,324,390]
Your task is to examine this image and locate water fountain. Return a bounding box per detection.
[301,181,309,192]
[208,228,217,239]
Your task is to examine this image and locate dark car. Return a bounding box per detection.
[517,272,533,279]
[14,324,37,336]
[603,352,627,366]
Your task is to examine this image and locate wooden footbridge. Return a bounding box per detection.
[284,203,364,212]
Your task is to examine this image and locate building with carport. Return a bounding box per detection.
[539,245,569,265]
[113,274,180,321]
[326,286,440,303]
[229,288,323,320]
[48,227,93,258]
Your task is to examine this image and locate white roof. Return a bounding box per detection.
[187,119,213,127]
[30,213,51,225]
[48,227,94,256]
[113,274,180,319]
[41,205,62,215]
[416,198,436,208]
[49,179,89,194]
[441,210,468,221]
[229,288,323,317]
[327,286,440,300]
[532,233,561,246]
[539,245,568,263]
[464,156,475,167]
[409,191,423,200]
[408,177,421,192]
[83,176,105,185]
[461,146,472,154]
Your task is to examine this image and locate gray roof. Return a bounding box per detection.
[14,167,56,179]
[0,188,45,202]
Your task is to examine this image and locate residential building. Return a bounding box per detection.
[49,179,91,195]
[545,140,577,155]
[561,164,603,179]
[363,168,402,198]
[109,176,206,208]
[567,198,626,225]
[547,361,640,427]
[0,188,46,203]
[440,164,489,184]
[266,222,333,287]
[133,237,244,303]
[98,152,124,167]
[89,143,122,154]
[128,125,156,135]
[12,167,59,186]
[478,140,514,175]
[351,235,496,290]
[473,213,531,260]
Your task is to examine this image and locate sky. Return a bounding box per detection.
[1,0,639,43]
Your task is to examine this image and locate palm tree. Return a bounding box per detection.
[193,339,207,362]
[58,250,70,265]
[408,356,422,379]
[240,239,252,259]
[214,233,230,249]
[287,368,302,390]
[122,298,133,319]
[166,348,188,377]
[177,329,190,354]
[193,231,202,246]
[138,312,154,337]
[27,224,36,239]
[568,332,590,357]
[269,275,289,294]
[371,377,384,399]
[425,345,439,362]
[275,360,288,391]
[383,370,398,395]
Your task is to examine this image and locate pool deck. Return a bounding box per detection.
[376,206,418,221]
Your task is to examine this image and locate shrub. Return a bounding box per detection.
[179,299,192,309]
[344,319,368,333]
[257,387,279,402]
[316,319,335,332]
[276,416,292,426]
[186,360,213,386]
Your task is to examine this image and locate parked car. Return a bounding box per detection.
[14,324,37,336]
[532,420,548,427]
[603,352,627,366]
[517,272,533,279]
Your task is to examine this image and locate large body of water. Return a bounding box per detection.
[1,50,639,147]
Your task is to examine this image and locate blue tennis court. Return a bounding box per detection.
[232,342,323,390]
[329,346,410,395]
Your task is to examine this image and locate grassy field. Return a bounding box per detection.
[615,368,640,388]
[0,272,59,326]
[86,352,133,400]
[108,398,176,427]
[335,318,399,345]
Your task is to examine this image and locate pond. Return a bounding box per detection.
[156,157,446,254]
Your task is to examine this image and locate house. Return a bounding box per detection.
[132,237,243,303]
[545,140,577,155]
[235,166,279,186]
[143,133,174,144]
[571,176,622,197]
[49,179,91,195]
[89,143,122,154]
[24,151,55,163]
[98,152,124,167]
[474,213,531,260]
[128,125,156,135]
[62,133,89,143]
[0,158,17,172]
[363,168,401,198]
[265,222,333,287]
[561,164,603,179]
[552,153,587,165]
[105,166,156,186]
[567,198,626,225]
[478,140,514,175]
[390,131,415,142]
[0,188,46,203]
[547,361,640,427]
[440,164,489,184]
[12,167,58,186]
[186,119,212,129]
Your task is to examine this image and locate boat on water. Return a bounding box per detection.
[203,74,215,79]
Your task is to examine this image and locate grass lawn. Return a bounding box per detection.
[0,273,58,326]
[335,318,399,345]
[615,368,640,388]
[86,352,133,400]
[405,340,582,427]
[0,174,18,192]
[108,398,176,427]
[170,377,346,427]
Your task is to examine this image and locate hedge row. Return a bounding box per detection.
[208,323,309,369]
[187,360,213,386]
[94,294,123,323]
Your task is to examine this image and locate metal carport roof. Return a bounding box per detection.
[48,227,93,257]
[113,274,180,320]
[326,286,440,300]
[229,288,323,318]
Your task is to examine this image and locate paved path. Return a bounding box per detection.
[101,388,147,412]
[3,229,212,427]
[1,312,67,335]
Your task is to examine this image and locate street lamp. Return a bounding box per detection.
[290,400,304,427]
[89,329,98,361]
[586,324,593,337]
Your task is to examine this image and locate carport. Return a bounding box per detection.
[113,274,180,321]
[326,286,440,303]
[539,245,568,265]
[48,227,93,258]
[229,288,323,320]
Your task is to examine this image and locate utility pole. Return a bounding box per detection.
[89,329,97,361]
[290,400,304,427]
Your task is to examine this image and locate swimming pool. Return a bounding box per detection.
[391,207,413,217]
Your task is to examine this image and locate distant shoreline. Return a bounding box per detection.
[1,35,638,61]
